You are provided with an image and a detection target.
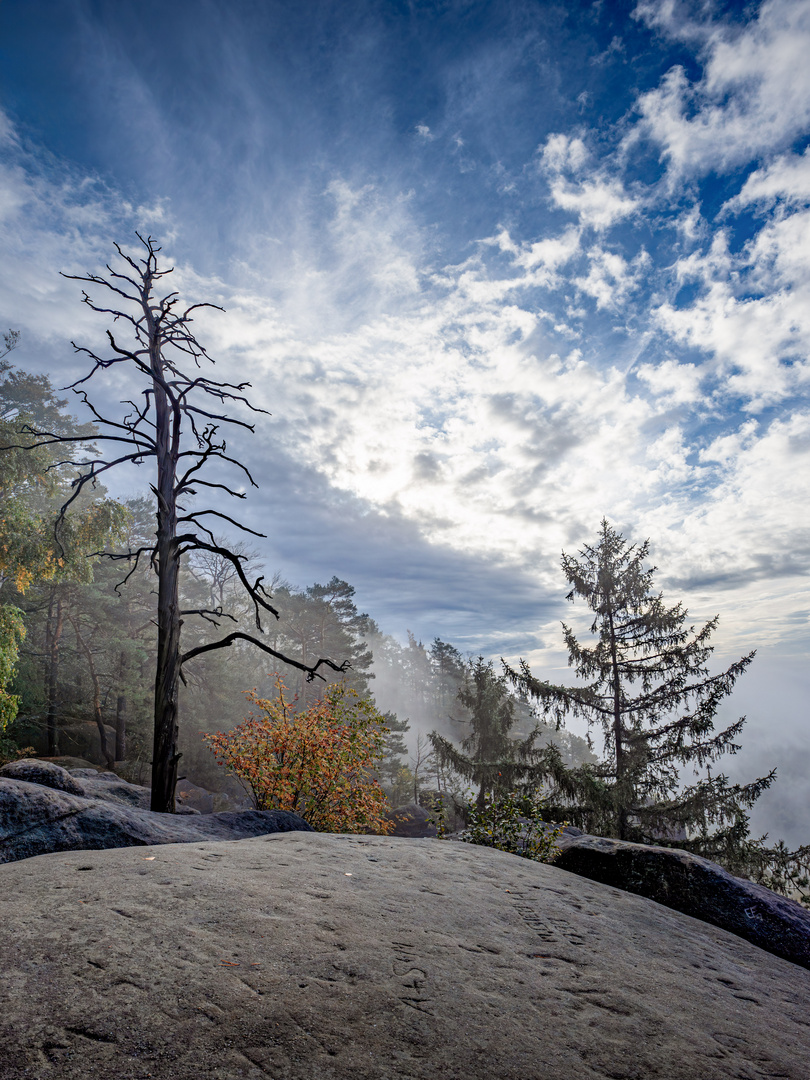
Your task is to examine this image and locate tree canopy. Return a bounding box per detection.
[505,520,774,859]
[429,655,553,809]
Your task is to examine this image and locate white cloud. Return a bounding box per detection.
[633,0,810,175]
[489,225,582,287]
[653,205,810,409]
[540,133,589,173]
[574,247,649,311]
[1,103,808,658]
[539,132,638,230]
[726,148,810,210]
[549,177,638,230]
[636,358,703,405]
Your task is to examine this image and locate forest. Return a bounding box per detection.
[0,240,807,906]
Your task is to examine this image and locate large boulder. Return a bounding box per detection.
[0,771,313,864]
[37,755,101,771]
[0,834,808,1079]
[175,777,216,814]
[0,758,87,797]
[555,831,810,970]
[2,759,200,814]
[385,802,438,837]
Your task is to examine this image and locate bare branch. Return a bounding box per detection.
[180,632,350,682]
[174,534,278,625]
[177,510,266,538]
[180,607,238,626]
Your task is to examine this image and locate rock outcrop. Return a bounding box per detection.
[175,777,216,814]
[0,759,313,864]
[0,758,87,797]
[0,833,809,1079]
[385,802,438,837]
[555,830,810,971]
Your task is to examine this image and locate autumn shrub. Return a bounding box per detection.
[203,678,394,834]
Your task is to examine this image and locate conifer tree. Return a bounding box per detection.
[504,520,775,852]
[429,656,550,809]
[271,577,376,705]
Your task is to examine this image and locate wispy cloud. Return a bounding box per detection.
[1,0,808,677]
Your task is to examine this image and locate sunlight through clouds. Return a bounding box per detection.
[0,0,808,680]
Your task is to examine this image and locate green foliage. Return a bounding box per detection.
[0,604,25,733]
[376,709,410,795]
[0,350,126,592]
[439,789,564,864]
[0,353,141,762]
[505,520,773,855]
[429,656,553,809]
[271,577,378,705]
[746,840,810,908]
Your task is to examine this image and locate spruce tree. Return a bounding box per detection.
[504,520,775,854]
[429,656,549,809]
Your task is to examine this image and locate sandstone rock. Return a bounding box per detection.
[175,777,215,814]
[38,755,100,771]
[0,776,313,864]
[555,831,810,971]
[385,802,438,837]
[69,767,119,779]
[0,758,87,797]
[2,759,202,814]
[0,834,808,1079]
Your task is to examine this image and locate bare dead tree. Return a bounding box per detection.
[18,235,347,812]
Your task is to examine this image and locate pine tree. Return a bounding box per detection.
[429,638,465,733]
[271,577,376,705]
[376,709,410,796]
[429,656,550,809]
[504,520,775,852]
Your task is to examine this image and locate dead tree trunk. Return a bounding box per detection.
[20,235,350,813]
[150,291,183,811]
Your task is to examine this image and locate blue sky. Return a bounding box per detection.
[1,0,809,835]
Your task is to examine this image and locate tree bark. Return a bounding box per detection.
[115,650,127,761]
[149,297,182,813]
[607,604,628,841]
[44,591,64,757]
[70,616,115,770]
[115,694,127,762]
[39,238,348,813]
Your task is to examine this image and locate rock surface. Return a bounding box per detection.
[0,834,809,1079]
[554,831,810,971]
[176,777,216,814]
[385,802,438,837]
[0,758,87,797]
[1,758,207,815]
[0,769,313,864]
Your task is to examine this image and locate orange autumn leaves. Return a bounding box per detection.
[204,678,394,834]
